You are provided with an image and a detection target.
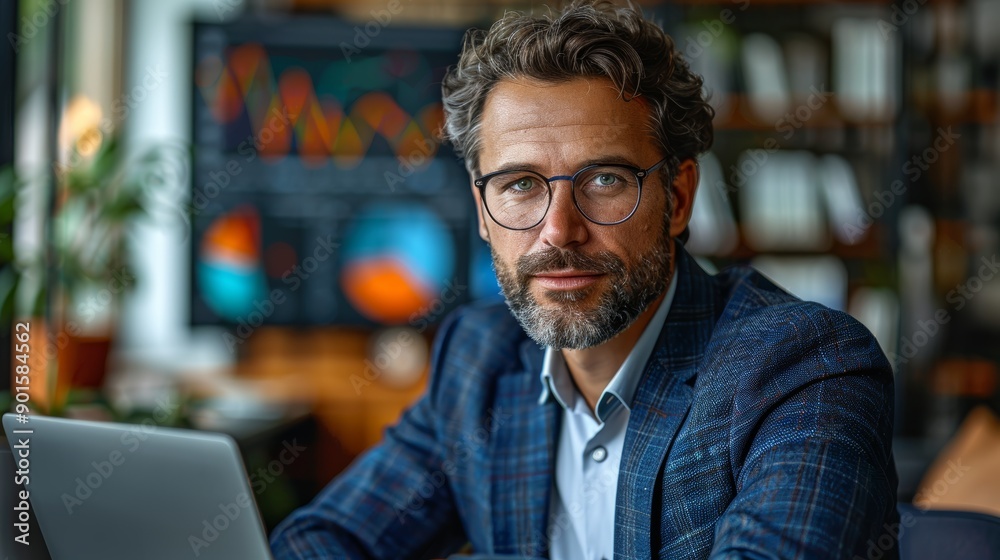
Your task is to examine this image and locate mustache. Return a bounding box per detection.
[515,248,625,278]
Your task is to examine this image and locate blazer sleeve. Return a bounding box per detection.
[269,312,469,560]
[709,310,899,560]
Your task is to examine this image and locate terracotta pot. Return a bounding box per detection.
[20,320,113,410]
[58,334,113,389]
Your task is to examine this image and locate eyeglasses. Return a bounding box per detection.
[473,157,668,230]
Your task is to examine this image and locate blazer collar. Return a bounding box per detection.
[615,245,721,557]
[487,339,558,557]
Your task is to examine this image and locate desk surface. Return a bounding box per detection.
[189,327,430,479]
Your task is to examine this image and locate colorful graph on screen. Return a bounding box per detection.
[194,43,444,167]
[340,203,456,324]
[189,20,497,327]
[196,206,268,322]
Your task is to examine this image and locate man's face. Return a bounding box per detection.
[473,77,686,349]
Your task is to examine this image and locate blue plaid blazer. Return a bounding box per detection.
[270,247,898,559]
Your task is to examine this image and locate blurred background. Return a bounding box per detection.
[2,0,1000,538]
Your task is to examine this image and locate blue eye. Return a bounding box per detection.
[512,178,535,192]
[594,173,618,186]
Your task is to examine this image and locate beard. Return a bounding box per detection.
[491,228,673,350]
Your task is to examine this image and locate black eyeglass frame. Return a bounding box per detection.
[473,156,670,231]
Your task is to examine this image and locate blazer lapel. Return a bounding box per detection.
[490,339,560,558]
[615,248,720,558]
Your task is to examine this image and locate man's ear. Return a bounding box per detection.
[668,158,699,239]
[471,186,491,242]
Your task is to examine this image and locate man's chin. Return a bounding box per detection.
[511,298,620,348]
[523,314,620,350]
[537,286,596,304]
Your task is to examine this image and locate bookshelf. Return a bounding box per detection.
[650,0,1000,451]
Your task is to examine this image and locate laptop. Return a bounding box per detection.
[2,413,273,560]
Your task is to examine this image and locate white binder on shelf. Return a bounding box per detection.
[687,152,738,256]
[739,150,829,251]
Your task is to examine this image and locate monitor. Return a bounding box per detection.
[189,17,500,328]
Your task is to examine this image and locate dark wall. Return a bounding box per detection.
[1,0,17,393]
[0,2,13,164]
[0,2,17,165]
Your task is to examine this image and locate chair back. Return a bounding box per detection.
[898,502,1000,560]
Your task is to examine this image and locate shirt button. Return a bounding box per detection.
[591,446,608,462]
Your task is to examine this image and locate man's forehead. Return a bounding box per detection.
[482,77,643,129]
[479,77,650,161]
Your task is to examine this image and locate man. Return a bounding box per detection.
[270,2,898,559]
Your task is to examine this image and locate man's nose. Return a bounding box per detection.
[538,180,589,249]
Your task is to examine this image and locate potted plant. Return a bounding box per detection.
[2,129,186,413]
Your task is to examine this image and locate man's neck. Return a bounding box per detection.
[561,288,667,414]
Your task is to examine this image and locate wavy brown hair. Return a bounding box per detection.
[440,0,715,184]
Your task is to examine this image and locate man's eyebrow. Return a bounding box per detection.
[484,161,539,174]
[484,155,645,175]
[579,155,644,168]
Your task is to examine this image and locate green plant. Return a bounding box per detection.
[1,166,19,323]
[3,135,186,323]
[54,136,179,305]
[1,133,187,413]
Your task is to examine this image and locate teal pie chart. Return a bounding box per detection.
[340,203,455,324]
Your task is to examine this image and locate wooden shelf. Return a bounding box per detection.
[913,89,999,126]
[714,94,895,131]
[706,223,889,261]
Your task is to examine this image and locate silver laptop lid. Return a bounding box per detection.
[2,413,272,560]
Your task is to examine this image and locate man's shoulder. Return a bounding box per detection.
[423,300,535,424]
[429,300,531,381]
[698,263,891,399]
[710,263,874,348]
[437,299,526,350]
[711,263,807,315]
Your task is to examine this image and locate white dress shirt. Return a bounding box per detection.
[539,273,678,560]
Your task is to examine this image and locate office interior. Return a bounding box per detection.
[2,0,1000,538]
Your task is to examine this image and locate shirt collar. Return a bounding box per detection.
[539,271,678,423]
